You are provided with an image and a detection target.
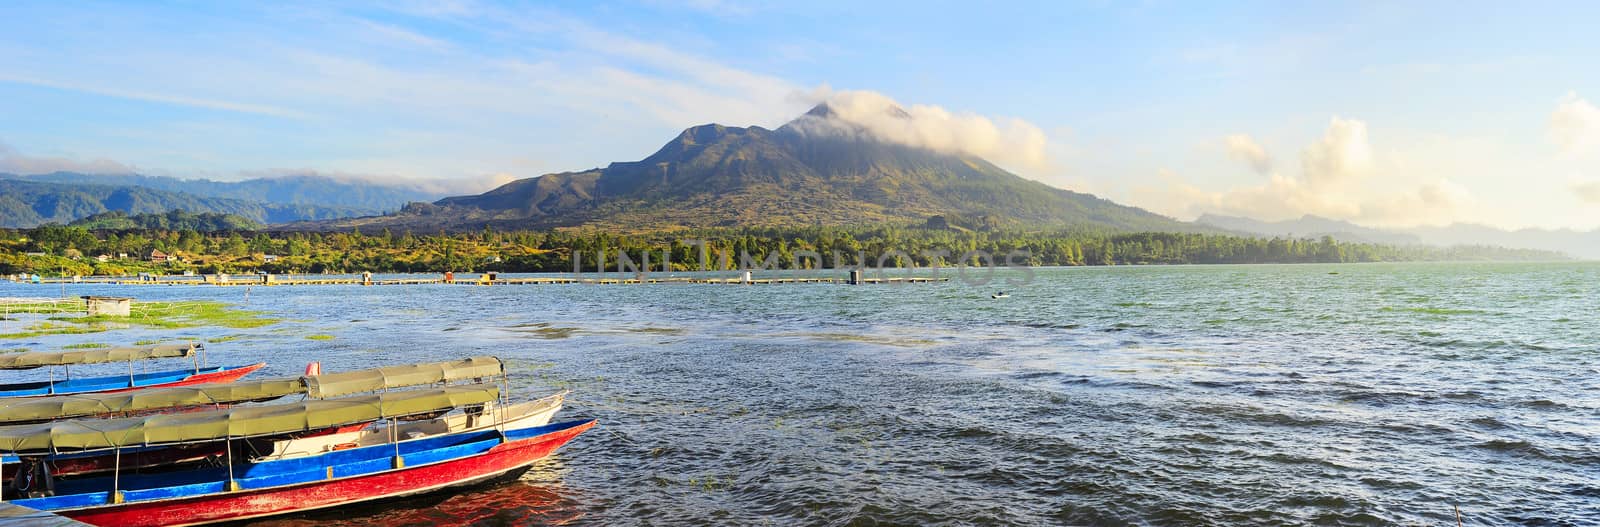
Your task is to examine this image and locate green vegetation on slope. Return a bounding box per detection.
[0,223,1565,277]
[70,210,264,231]
[9,172,437,212]
[0,179,369,228]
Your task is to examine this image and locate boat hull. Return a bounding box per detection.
[0,363,266,398]
[56,420,595,527]
[257,397,563,461]
[97,363,265,394]
[4,396,562,479]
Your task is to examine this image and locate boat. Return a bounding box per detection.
[0,357,528,477]
[0,356,508,425]
[0,385,505,455]
[251,391,566,461]
[25,420,593,527]
[13,392,567,479]
[991,291,1010,299]
[0,386,594,526]
[0,344,264,398]
[0,377,303,426]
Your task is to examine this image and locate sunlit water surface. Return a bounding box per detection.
[2,262,1597,526]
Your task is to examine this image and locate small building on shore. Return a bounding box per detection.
[81,296,132,316]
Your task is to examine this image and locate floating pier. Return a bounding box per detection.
[0,502,91,526]
[10,274,947,287]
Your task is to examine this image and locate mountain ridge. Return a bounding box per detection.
[1196,214,1424,245]
[324,104,1207,233]
[1198,213,1599,260]
[0,179,367,228]
[1,172,441,212]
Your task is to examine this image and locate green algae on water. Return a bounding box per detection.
[0,300,280,339]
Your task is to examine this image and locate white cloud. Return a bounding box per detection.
[643,0,756,17]
[1300,116,1372,188]
[0,4,1089,190]
[352,19,453,51]
[1572,179,1600,204]
[1550,91,1600,156]
[0,3,823,180]
[235,168,511,195]
[1358,179,1474,225]
[1224,133,1271,174]
[0,74,309,120]
[0,141,136,175]
[1132,118,1470,227]
[787,88,1058,177]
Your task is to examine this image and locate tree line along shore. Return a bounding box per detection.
[0,223,1566,277]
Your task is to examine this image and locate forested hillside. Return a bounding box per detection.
[0,223,1564,277]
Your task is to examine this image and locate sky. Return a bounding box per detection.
[1,1,1598,230]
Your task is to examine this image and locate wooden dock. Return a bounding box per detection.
[10,274,948,287]
[0,502,91,526]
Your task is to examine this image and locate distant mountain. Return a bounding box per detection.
[1197,213,1598,260]
[1403,224,1600,260]
[69,210,262,231]
[3,172,439,212]
[327,104,1205,232]
[0,179,366,228]
[1196,214,1423,245]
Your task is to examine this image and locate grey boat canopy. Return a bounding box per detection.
[0,343,202,370]
[0,378,306,425]
[0,356,507,424]
[302,356,505,398]
[0,385,500,453]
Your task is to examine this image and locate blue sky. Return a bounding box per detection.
[1,1,1597,229]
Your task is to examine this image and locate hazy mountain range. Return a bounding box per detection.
[1198,214,1600,260]
[0,173,445,228]
[3,172,438,211]
[1196,214,1424,245]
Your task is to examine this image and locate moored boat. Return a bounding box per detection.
[0,384,593,526]
[253,391,567,461]
[0,357,528,478]
[23,419,594,527]
[0,356,509,425]
[0,344,264,398]
[9,392,567,478]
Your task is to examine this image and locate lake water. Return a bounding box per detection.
[3,262,1597,525]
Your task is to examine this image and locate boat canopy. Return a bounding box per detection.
[0,385,499,453]
[0,356,509,424]
[303,356,504,398]
[0,378,305,425]
[0,343,201,370]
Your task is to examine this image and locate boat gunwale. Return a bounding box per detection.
[0,384,504,455]
[19,418,596,514]
[0,344,203,371]
[0,357,527,423]
[0,364,259,399]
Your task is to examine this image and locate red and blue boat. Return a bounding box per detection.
[0,384,594,526]
[0,343,264,398]
[0,356,541,481]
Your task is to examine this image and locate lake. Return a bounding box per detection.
[2,262,1596,525]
